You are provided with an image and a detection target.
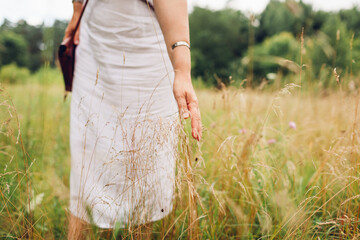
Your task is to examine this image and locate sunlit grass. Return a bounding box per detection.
[0,77,359,239]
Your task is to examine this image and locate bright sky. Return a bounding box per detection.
[0,0,359,26]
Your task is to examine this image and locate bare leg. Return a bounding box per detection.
[67,213,90,240]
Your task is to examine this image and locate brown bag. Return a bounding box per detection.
[58,0,154,95]
[58,0,89,94]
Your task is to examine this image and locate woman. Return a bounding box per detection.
[63,0,202,238]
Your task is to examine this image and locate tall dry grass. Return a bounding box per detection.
[1,73,359,239]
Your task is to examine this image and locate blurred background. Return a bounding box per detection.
[0,0,359,88]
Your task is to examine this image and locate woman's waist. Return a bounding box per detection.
[71,83,179,120]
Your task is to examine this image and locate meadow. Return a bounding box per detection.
[0,68,359,239]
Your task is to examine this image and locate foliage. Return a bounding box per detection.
[0,31,29,67]
[12,20,44,71]
[29,65,64,85]
[0,63,64,85]
[42,20,68,67]
[339,7,360,35]
[320,15,351,71]
[0,19,66,72]
[1,2,360,87]
[189,7,249,85]
[188,1,360,86]
[240,32,301,83]
[0,63,31,84]
[257,0,313,40]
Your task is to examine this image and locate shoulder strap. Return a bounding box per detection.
[140,0,155,11]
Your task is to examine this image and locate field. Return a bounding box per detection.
[0,75,359,239]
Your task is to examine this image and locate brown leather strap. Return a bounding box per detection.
[73,0,89,36]
[140,0,155,11]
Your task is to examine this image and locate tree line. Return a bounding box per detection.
[0,0,359,86]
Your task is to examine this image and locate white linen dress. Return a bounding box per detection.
[68,0,179,229]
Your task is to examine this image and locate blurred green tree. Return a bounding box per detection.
[43,20,67,67]
[238,32,300,83]
[312,11,330,31]
[0,31,30,67]
[13,20,43,71]
[189,7,249,85]
[257,0,313,41]
[0,2,359,87]
[311,15,351,74]
[339,7,360,36]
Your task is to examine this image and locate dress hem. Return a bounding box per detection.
[67,204,174,229]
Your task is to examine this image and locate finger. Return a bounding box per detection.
[175,95,189,119]
[174,89,189,119]
[74,28,80,45]
[188,98,202,141]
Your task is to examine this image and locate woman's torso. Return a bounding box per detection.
[73,0,178,118]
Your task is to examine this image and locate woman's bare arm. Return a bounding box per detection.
[153,0,202,141]
[63,2,83,44]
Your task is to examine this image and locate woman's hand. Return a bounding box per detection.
[173,73,202,141]
[63,2,83,44]
[153,0,202,141]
